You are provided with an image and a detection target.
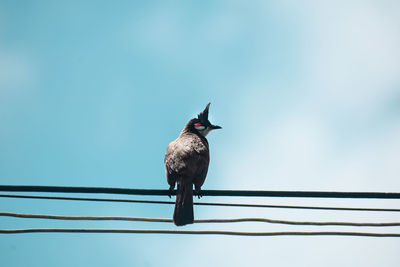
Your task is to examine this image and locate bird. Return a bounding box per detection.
[164,103,221,226]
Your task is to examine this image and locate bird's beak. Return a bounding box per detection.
[212,125,222,130]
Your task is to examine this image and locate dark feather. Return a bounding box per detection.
[165,103,219,226]
[165,122,210,226]
[197,102,210,122]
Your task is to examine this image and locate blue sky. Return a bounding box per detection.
[1,1,400,266]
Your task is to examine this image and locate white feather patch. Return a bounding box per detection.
[195,125,206,131]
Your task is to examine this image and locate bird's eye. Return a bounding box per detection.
[194,122,206,131]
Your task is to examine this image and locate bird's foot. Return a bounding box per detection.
[194,187,202,199]
[168,185,175,198]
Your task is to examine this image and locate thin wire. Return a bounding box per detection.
[0,194,174,205]
[1,193,400,213]
[0,212,170,223]
[196,202,400,213]
[196,218,400,227]
[1,228,399,237]
[1,185,400,199]
[2,212,400,227]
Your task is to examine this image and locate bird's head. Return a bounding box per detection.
[191,103,222,137]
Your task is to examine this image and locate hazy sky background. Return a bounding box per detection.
[1,1,400,266]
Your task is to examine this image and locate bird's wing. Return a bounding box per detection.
[165,134,209,183]
[182,134,210,188]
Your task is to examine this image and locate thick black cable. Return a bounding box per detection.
[2,212,400,227]
[1,185,400,199]
[1,228,399,237]
[1,194,400,213]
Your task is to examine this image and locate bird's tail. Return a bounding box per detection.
[173,182,194,226]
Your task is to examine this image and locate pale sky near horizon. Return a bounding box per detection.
[1,1,400,266]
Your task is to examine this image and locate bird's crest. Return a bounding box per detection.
[197,103,210,122]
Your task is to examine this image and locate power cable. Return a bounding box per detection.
[0,194,173,205]
[1,185,400,199]
[1,193,400,213]
[2,212,400,227]
[1,228,399,237]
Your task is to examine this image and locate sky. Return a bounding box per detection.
[1,0,400,266]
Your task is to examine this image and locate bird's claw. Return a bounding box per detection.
[195,187,202,199]
[168,186,175,198]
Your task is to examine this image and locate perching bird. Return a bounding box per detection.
[164,103,221,226]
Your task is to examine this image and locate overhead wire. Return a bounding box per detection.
[1,228,400,237]
[1,185,400,237]
[1,185,400,199]
[2,212,400,227]
[1,193,400,213]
